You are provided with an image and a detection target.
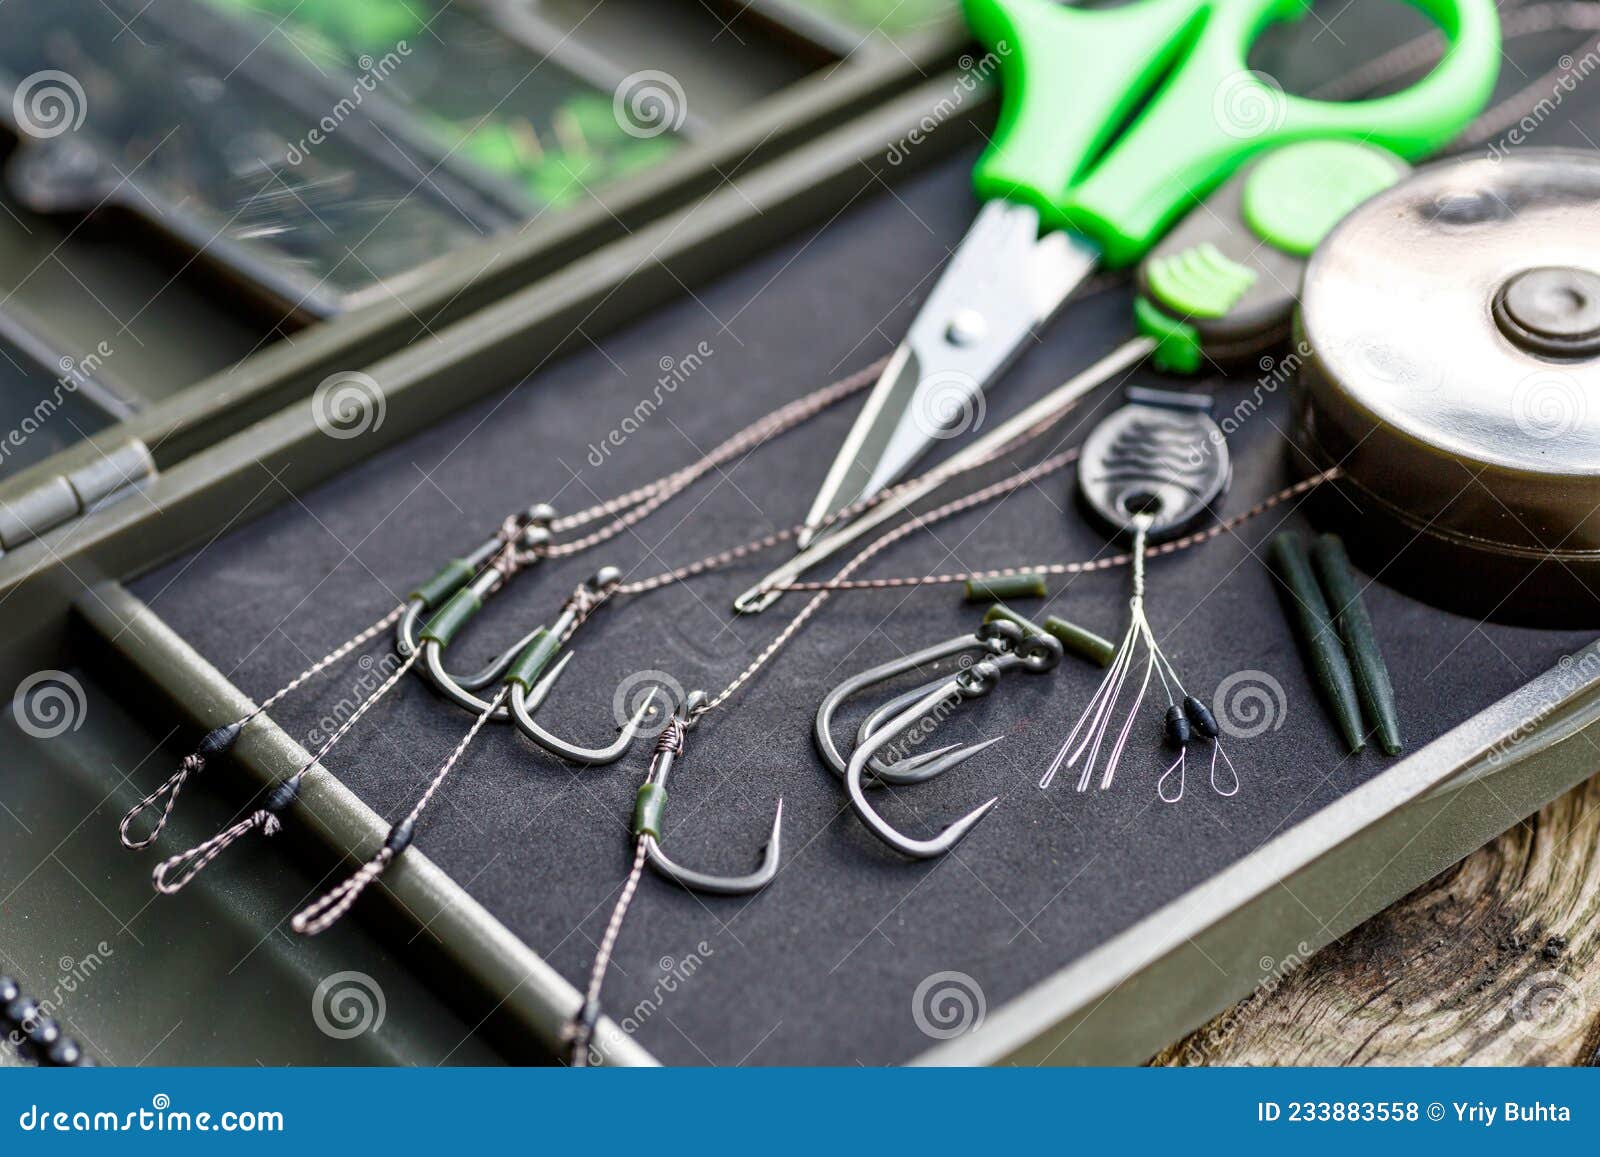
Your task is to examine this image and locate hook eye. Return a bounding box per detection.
[977,619,1024,649]
[957,659,1001,698]
[587,565,623,594]
[679,688,709,723]
[1018,633,1064,671]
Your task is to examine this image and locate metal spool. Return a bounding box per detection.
[1295,149,1600,626]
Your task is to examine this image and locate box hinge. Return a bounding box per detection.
[0,439,156,552]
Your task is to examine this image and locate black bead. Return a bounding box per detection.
[264,777,300,814]
[1163,703,1192,748]
[26,1016,61,1049]
[5,996,40,1029]
[45,1037,83,1067]
[383,816,416,857]
[197,719,245,757]
[1183,694,1220,739]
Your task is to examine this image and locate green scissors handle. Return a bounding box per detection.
[965,0,1500,266]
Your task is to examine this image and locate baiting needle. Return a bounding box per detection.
[738,129,1474,616]
[734,336,1156,614]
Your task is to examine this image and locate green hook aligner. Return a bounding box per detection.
[964,573,1047,602]
[407,558,478,611]
[414,504,558,636]
[503,629,564,688]
[983,604,1116,668]
[633,782,667,840]
[418,587,484,648]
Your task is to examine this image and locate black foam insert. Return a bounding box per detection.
[131,95,1600,1066]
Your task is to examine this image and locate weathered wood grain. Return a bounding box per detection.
[1155,776,1600,1066]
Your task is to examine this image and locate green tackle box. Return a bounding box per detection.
[2,0,1599,1068]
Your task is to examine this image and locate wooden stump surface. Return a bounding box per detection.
[1154,776,1600,1066]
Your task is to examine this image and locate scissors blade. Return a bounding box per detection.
[798,199,1098,548]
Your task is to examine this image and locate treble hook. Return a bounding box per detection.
[813,618,1030,786]
[416,566,660,766]
[837,621,1064,859]
[635,692,782,895]
[396,504,558,692]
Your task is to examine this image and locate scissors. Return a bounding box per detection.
[758,0,1499,611]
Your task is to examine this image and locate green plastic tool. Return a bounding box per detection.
[1134,138,1410,372]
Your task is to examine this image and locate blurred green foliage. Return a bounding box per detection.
[203,0,680,210]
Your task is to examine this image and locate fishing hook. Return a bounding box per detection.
[416,565,660,766]
[635,692,782,895]
[395,504,558,692]
[838,621,1063,859]
[814,618,1033,786]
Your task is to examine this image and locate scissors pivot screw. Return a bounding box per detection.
[945,309,988,347]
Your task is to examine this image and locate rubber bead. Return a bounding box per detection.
[265,778,301,815]
[45,1038,83,1067]
[407,558,476,610]
[964,573,1047,602]
[633,783,667,839]
[1164,703,1192,748]
[5,996,39,1028]
[197,719,244,758]
[26,1017,61,1049]
[504,629,562,689]
[1043,615,1118,668]
[1183,694,1219,739]
[384,816,417,857]
[419,588,483,648]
